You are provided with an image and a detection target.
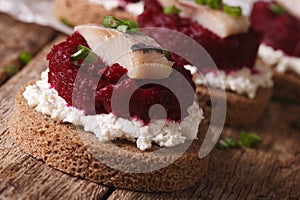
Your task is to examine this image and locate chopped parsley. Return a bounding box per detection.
[217,131,262,150]
[163,5,181,15]
[102,16,139,33]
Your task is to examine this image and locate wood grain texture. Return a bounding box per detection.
[1,14,300,200]
[0,36,110,200]
[108,103,300,200]
[0,13,56,85]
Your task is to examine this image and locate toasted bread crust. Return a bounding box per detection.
[273,71,300,104]
[9,84,209,192]
[196,86,272,127]
[54,0,137,26]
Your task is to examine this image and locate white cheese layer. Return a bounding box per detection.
[258,44,300,77]
[89,0,119,10]
[23,69,204,151]
[176,0,250,38]
[125,1,145,16]
[185,63,273,99]
[88,0,144,16]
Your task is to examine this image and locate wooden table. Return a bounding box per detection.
[0,13,299,200]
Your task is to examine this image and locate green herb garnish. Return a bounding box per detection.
[60,17,71,27]
[121,19,139,30]
[270,3,286,15]
[216,138,241,150]
[116,24,130,32]
[163,49,170,60]
[19,51,32,64]
[217,131,262,150]
[206,0,222,9]
[223,5,242,17]
[102,16,139,33]
[194,0,243,17]
[194,0,206,5]
[5,65,19,77]
[291,116,300,130]
[102,16,122,28]
[70,45,98,65]
[239,132,262,147]
[163,5,181,15]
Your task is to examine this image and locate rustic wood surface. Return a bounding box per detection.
[108,103,300,200]
[0,35,111,199]
[0,13,299,200]
[0,13,56,85]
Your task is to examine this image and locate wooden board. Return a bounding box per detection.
[0,14,300,199]
[108,103,300,199]
[0,13,56,85]
[0,35,111,199]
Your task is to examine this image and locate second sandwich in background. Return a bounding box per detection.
[251,0,300,104]
[138,0,273,127]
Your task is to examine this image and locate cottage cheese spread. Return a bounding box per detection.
[124,1,144,16]
[185,63,273,99]
[88,0,144,16]
[258,44,300,77]
[23,69,204,151]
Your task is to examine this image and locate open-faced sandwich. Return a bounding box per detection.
[55,0,144,26]
[55,0,176,26]
[138,0,274,126]
[9,17,210,192]
[251,0,300,104]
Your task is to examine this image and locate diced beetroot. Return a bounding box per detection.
[101,63,128,84]
[47,32,195,123]
[112,79,139,119]
[251,1,300,57]
[47,31,87,105]
[95,84,114,114]
[72,76,98,115]
[138,0,261,71]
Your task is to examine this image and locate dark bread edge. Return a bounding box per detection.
[9,84,209,192]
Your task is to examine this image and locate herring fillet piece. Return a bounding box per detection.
[276,0,300,20]
[175,0,250,38]
[75,25,173,79]
[157,0,176,7]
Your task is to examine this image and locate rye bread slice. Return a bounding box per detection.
[196,86,272,127]
[54,0,137,27]
[273,71,300,104]
[9,84,210,192]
